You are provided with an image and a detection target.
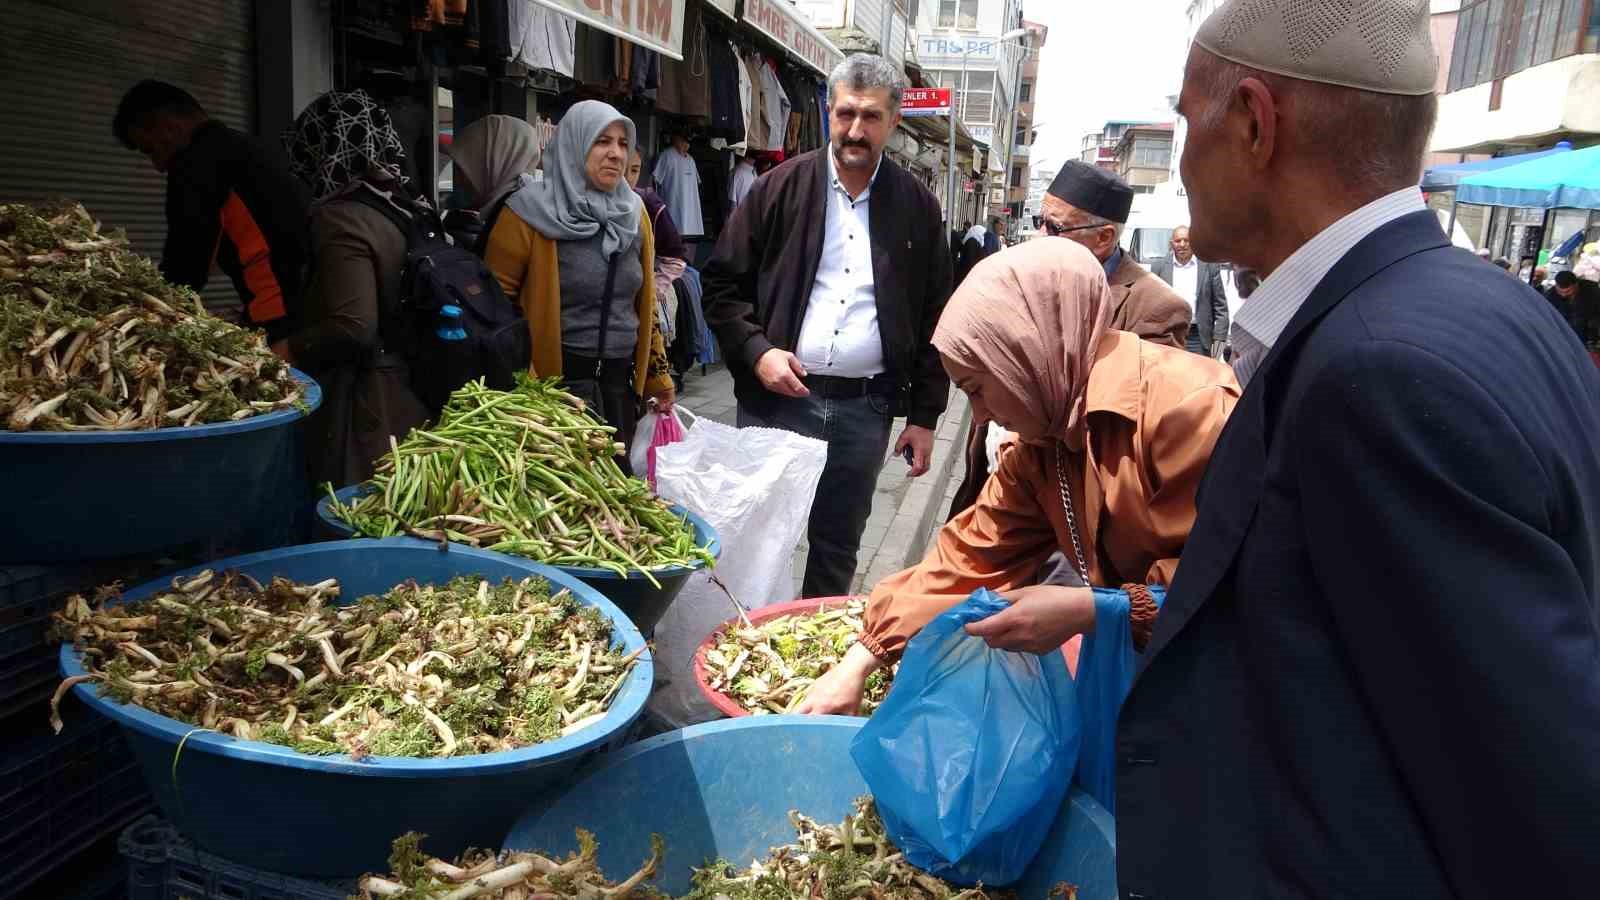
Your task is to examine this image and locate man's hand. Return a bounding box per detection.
[964,584,1096,654]
[894,425,935,477]
[754,348,810,398]
[796,642,882,715]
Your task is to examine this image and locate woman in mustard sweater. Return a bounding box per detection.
[483,100,674,454]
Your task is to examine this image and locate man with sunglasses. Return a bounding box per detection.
[1039,162,1191,348]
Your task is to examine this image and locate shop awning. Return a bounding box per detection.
[741,0,844,77]
[1456,143,1600,210]
[1420,142,1571,193]
[528,0,687,60]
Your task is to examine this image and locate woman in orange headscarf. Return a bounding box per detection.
[799,239,1240,714]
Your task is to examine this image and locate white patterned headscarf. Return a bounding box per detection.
[282,89,412,201]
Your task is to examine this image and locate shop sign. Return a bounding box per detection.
[703,0,738,20]
[967,125,994,146]
[742,0,845,76]
[901,87,952,118]
[963,179,975,194]
[918,33,1002,67]
[528,0,686,60]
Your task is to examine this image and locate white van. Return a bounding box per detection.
[1121,183,1189,265]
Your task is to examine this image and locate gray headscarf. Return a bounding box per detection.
[450,114,541,210]
[507,101,641,256]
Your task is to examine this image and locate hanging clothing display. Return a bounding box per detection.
[742,52,768,150]
[656,0,710,117]
[653,146,705,238]
[507,1,576,76]
[758,59,791,157]
[705,36,745,142]
[573,23,614,85]
[631,44,661,100]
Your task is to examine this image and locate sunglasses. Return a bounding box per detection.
[1043,220,1108,237]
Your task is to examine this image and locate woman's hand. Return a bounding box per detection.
[796,642,882,716]
[648,386,675,413]
[964,584,1095,654]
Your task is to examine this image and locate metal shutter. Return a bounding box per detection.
[0,0,256,321]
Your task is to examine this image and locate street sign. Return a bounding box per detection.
[902,87,952,118]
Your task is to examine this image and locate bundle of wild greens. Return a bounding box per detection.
[685,797,1045,900]
[359,831,665,899]
[356,797,1072,899]
[326,377,713,584]
[700,599,894,715]
[0,200,302,431]
[51,571,640,757]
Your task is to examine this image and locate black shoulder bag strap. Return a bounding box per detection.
[592,250,623,380]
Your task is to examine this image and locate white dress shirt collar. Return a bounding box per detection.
[829,147,884,202]
[1231,187,1426,386]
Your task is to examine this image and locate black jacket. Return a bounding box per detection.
[1118,212,1600,898]
[1151,255,1229,351]
[162,121,310,341]
[702,149,953,428]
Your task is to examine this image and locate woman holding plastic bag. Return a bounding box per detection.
[800,238,1240,715]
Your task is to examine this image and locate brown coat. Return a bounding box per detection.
[945,251,1197,519]
[861,331,1239,663]
[290,193,430,489]
[1107,251,1191,349]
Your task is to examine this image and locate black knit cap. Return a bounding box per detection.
[1047,161,1135,224]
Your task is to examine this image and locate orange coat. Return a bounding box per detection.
[859,330,1240,662]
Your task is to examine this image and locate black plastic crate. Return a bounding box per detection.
[0,695,154,899]
[120,817,354,900]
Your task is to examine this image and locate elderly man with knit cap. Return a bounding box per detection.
[1118,1,1600,897]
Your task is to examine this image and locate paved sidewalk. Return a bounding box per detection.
[676,365,970,598]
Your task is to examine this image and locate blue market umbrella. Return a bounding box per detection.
[1420,141,1572,193]
[1456,143,1600,209]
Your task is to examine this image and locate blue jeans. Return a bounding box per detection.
[1186,329,1207,355]
[738,391,895,598]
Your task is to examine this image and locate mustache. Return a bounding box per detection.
[838,139,872,150]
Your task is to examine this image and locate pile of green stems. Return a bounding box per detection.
[329,379,712,586]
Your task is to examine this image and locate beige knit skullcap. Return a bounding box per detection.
[1194,0,1438,96]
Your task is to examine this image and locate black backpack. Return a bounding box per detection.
[356,188,530,414]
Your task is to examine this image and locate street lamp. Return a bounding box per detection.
[946,27,1028,230]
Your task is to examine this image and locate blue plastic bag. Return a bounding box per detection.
[849,589,1080,887]
[1074,586,1166,814]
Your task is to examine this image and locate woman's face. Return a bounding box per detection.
[585,122,630,192]
[625,152,642,187]
[944,357,1039,439]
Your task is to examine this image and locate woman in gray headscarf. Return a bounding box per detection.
[484,100,673,457]
[445,114,542,252]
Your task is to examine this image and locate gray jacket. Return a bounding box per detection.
[1152,256,1230,352]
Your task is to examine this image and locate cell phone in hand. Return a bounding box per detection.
[902,446,915,466]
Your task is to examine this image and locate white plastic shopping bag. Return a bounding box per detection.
[647,418,828,727]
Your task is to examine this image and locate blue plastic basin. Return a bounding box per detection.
[0,371,321,564]
[506,717,1117,899]
[59,539,653,878]
[316,485,720,635]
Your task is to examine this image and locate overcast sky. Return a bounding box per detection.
[1023,0,1192,171]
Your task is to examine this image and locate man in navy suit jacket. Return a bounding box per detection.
[1117,3,1600,898]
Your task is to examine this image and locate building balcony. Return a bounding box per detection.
[1432,55,1600,153]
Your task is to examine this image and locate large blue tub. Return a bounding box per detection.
[0,371,321,564]
[58,539,653,878]
[506,717,1117,899]
[317,485,720,635]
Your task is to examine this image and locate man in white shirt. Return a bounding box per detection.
[703,54,953,598]
[1151,226,1229,355]
[1118,1,1600,896]
[651,131,704,238]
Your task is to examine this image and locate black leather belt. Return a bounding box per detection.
[802,373,896,399]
